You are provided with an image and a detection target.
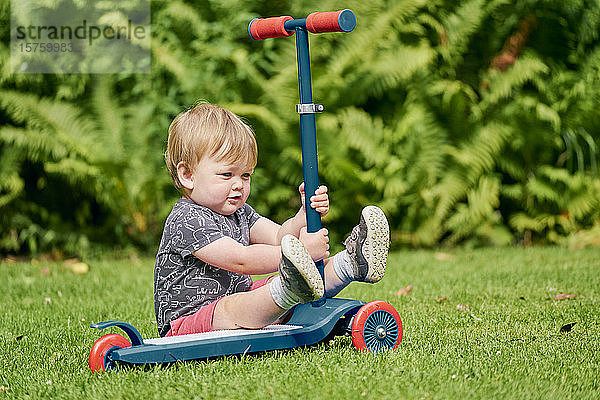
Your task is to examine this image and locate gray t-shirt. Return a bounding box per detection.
[154,198,261,337]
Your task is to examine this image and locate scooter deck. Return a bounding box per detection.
[100,298,364,365]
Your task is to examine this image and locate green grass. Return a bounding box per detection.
[1,247,599,399]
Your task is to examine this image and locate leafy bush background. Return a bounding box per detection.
[1,0,599,256]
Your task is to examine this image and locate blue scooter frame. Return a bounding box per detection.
[91,299,365,369]
[88,10,402,372]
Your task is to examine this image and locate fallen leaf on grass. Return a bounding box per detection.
[0,386,8,392]
[68,262,89,275]
[39,250,63,261]
[395,284,413,296]
[560,323,576,333]
[434,252,455,261]
[553,293,577,300]
[436,296,447,303]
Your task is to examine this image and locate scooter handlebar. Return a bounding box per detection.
[249,10,356,40]
[306,9,356,33]
[249,16,294,40]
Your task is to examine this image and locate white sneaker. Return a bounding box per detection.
[343,206,390,283]
[279,235,324,303]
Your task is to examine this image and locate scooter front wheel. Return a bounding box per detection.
[351,300,402,352]
[89,333,131,372]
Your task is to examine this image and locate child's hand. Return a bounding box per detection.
[299,183,329,217]
[299,227,330,261]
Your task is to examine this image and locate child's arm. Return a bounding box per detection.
[193,227,330,275]
[250,183,329,246]
[193,237,281,275]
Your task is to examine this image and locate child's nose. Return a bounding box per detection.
[232,178,243,190]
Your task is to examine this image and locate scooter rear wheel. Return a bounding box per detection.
[89,333,131,372]
[351,300,402,352]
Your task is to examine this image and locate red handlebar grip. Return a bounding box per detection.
[306,11,342,33]
[249,16,294,40]
[306,10,355,33]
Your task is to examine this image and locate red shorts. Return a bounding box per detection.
[164,276,273,337]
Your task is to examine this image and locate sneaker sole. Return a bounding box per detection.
[361,206,390,283]
[281,235,324,301]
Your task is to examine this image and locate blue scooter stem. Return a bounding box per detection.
[295,27,321,235]
[294,27,326,286]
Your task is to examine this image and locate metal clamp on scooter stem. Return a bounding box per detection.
[296,103,324,114]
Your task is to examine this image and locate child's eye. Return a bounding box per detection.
[242,173,251,179]
[220,173,232,178]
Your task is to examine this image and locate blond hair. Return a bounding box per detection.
[165,102,258,193]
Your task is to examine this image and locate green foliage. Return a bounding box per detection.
[0,0,599,255]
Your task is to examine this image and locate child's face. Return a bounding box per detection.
[183,156,253,215]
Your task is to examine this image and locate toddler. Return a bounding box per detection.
[154,103,390,337]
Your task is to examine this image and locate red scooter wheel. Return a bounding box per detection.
[88,333,131,372]
[351,301,402,352]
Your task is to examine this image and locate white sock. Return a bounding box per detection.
[269,276,301,310]
[332,250,355,284]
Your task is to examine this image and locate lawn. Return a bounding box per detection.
[1,247,599,399]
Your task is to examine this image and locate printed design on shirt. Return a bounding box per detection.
[184,273,224,295]
[154,200,259,336]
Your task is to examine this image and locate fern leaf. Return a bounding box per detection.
[482,55,550,107]
[525,176,561,204]
[0,90,97,161]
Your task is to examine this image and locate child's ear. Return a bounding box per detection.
[176,161,194,190]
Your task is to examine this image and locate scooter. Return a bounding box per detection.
[88,9,402,372]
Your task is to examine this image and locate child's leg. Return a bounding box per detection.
[212,284,283,329]
[324,205,390,298]
[323,257,347,297]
